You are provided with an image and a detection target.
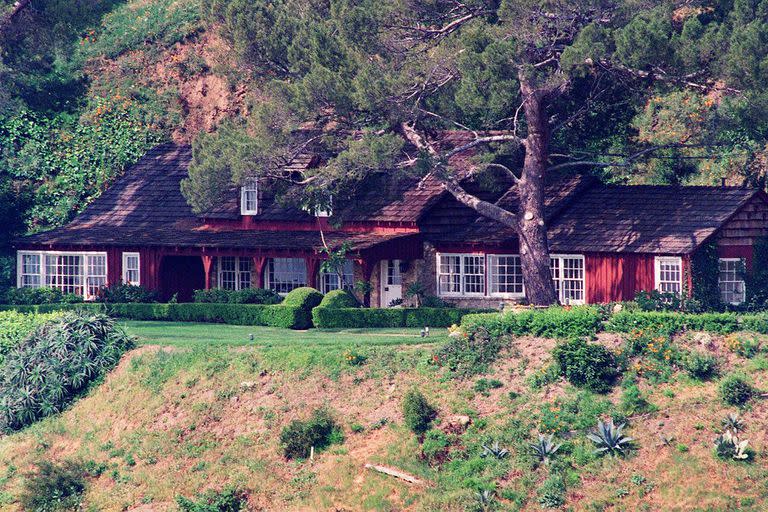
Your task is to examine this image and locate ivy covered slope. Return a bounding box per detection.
[0,0,248,287]
[1,311,768,510]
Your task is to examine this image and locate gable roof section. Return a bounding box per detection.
[548,185,761,254]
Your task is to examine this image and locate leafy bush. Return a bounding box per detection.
[0,313,134,431]
[193,289,233,304]
[4,287,83,305]
[681,351,719,380]
[20,460,86,512]
[421,295,450,308]
[553,339,618,393]
[473,378,503,396]
[634,290,702,312]
[432,328,507,378]
[402,389,437,435]
[318,289,359,309]
[176,487,248,512]
[719,374,754,406]
[607,311,744,335]
[97,284,158,303]
[461,306,603,339]
[421,429,450,465]
[279,408,343,459]
[619,384,654,415]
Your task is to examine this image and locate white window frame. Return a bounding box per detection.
[265,257,308,295]
[240,178,259,215]
[550,254,586,305]
[654,256,683,295]
[320,259,354,293]
[718,258,746,305]
[216,256,252,291]
[16,250,108,300]
[488,254,525,298]
[122,252,140,286]
[436,253,486,297]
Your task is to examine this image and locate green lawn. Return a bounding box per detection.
[121,321,448,347]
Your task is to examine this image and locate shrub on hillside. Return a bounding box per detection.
[0,313,134,432]
[553,339,618,393]
[97,284,158,303]
[719,374,754,406]
[402,389,437,435]
[432,328,507,378]
[4,287,83,305]
[318,289,359,309]
[681,351,719,380]
[176,487,248,512]
[279,408,343,459]
[20,460,87,512]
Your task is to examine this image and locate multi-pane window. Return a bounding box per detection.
[18,251,107,300]
[217,257,252,291]
[20,253,41,288]
[266,258,307,294]
[122,252,140,285]
[719,258,746,305]
[655,256,682,295]
[320,259,354,293]
[240,178,259,215]
[488,255,524,296]
[550,255,585,305]
[437,254,485,296]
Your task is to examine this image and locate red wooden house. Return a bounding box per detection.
[15,142,768,307]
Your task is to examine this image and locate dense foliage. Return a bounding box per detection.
[176,487,248,512]
[0,310,59,361]
[553,339,618,393]
[402,389,437,435]
[0,312,134,431]
[279,408,342,459]
[193,287,282,305]
[96,284,159,304]
[20,460,88,512]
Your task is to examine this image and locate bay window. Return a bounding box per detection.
[655,256,682,295]
[17,251,107,300]
[719,258,746,305]
[320,259,354,293]
[266,258,307,294]
[436,254,485,296]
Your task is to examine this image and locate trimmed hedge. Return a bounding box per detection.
[318,290,360,309]
[461,307,604,339]
[0,302,312,329]
[312,306,490,328]
[606,311,768,335]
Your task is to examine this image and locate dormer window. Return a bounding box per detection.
[241,178,259,215]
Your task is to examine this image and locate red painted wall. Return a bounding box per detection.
[585,253,656,303]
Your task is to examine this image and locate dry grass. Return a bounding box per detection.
[1,328,768,511]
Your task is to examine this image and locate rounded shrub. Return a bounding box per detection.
[318,289,359,309]
[282,287,323,309]
[719,374,754,406]
[279,408,342,459]
[682,351,718,380]
[553,339,618,393]
[402,389,437,435]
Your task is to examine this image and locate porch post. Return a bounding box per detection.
[202,255,214,290]
[253,256,267,289]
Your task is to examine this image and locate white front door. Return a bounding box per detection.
[380,259,403,307]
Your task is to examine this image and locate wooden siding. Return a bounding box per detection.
[718,195,768,247]
[585,253,656,303]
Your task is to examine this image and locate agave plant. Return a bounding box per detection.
[530,433,562,464]
[587,419,633,456]
[714,431,751,460]
[475,489,495,511]
[722,412,745,433]
[481,440,509,459]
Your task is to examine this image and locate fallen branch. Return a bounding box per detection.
[364,463,428,485]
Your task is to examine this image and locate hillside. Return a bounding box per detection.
[1,321,768,511]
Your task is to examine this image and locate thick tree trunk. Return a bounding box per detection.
[516,80,558,306]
